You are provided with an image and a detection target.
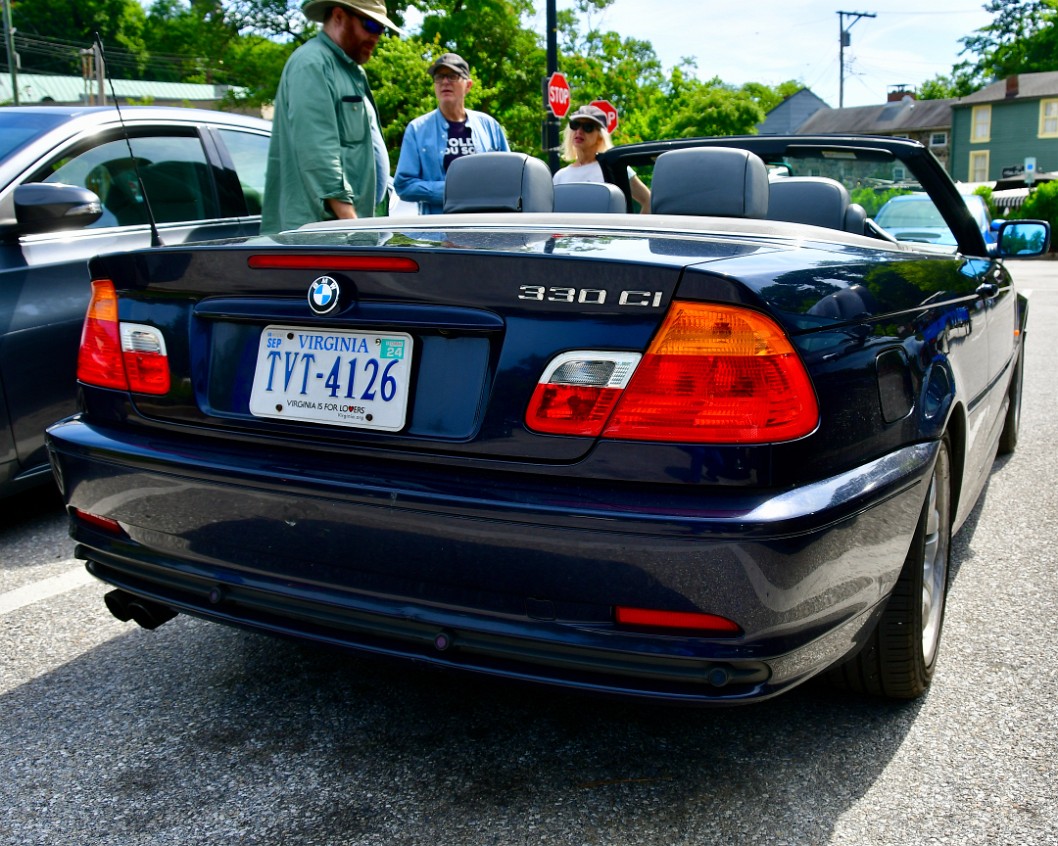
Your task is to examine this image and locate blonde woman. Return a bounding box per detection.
[552,105,651,212]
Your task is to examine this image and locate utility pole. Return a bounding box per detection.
[837,10,875,108]
[2,0,18,105]
[95,40,105,105]
[545,0,559,173]
[80,44,107,105]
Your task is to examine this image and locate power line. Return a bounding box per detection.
[6,31,234,83]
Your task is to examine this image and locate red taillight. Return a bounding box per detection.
[247,255,419,272]
[77,280,127,390]
[77,280,170,394]
[615,607,742,636]
[525,302,819,443]
[606,303,818,443]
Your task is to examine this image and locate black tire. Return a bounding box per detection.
[998,352,1023,455]
[829,436,952,699]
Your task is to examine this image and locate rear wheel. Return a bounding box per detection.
[830,436,952,699]
[998,352,1022,455]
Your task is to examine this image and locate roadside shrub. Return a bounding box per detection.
[1019,182,1058,249]
[973,185,996,219]
[851,186,913,217]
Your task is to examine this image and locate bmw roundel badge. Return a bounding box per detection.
[308,276,341,315]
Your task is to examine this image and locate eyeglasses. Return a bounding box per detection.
[433,73,463,83]
[359,16,384,35]
[569,121,599,133]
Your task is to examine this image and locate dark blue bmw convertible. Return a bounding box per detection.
[46,136,1050,704]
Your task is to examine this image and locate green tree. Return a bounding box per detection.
[555,1,666,145]
[1018,181,1058,245]
[956,0,1058,88]
[10,0,148,77]
[661,76,769,138]
[916,74,972,100]
[143,0,238,83]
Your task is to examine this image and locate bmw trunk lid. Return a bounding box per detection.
[86,224,730,461]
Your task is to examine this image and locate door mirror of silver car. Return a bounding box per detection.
[13,182,104,236]
[995,220,1051,258]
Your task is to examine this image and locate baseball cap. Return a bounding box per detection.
[568,105,607,130]
[428,53,471,79]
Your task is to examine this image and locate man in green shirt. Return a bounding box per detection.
[261,0,399,234]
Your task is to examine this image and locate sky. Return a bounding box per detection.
[530,0,995,108]
[404,0,995,110]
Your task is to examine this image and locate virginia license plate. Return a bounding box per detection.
[249,325,412,431]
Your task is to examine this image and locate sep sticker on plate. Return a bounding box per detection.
[248,325,412,431]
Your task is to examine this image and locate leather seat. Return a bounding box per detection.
[651,147,769,218]
[443,153,554,213]
[768,176,866,234]
[553,182,626,213]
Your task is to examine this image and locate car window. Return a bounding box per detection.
[875,198,945,227]
[43,135,218,227]
[217,128,269,216]
[0,111,70,160]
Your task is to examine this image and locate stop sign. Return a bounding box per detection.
[546,72,571,118]
[591,99,619,133]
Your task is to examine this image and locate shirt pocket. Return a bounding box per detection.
[339,95,368,145]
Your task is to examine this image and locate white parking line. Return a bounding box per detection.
[0,563,96,616]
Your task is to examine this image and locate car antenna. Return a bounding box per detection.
[94,32,162,248]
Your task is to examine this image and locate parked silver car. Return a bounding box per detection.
[0,106,270,496]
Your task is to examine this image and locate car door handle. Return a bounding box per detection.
[976,282,999,299]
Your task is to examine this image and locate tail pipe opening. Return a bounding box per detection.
[104,589,178,630]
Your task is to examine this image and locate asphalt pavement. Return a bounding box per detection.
[2,259,1057,846]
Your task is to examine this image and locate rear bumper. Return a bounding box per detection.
[47,417,937,704]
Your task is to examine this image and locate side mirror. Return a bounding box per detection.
[14,183,104,235]
[995,219,1051,258]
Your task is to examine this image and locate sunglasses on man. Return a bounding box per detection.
[359,16,384,35]
[569,121,599,133]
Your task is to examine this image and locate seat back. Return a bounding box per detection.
[844,202,867,235]
[651,147,769,217]
[553,182,626,213]
[443,153,554,213]
[139,160,216,223]
[767,177,853,231]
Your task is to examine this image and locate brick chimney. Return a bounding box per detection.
[1006,75,1019,98]
[887,85,915,103]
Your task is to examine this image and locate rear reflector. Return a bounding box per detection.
[71,508,124,535]
[248,255,419,272]
[615,607,742,636]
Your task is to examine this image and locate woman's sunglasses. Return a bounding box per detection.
[359,16,385,35]
[569,121,599,133]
